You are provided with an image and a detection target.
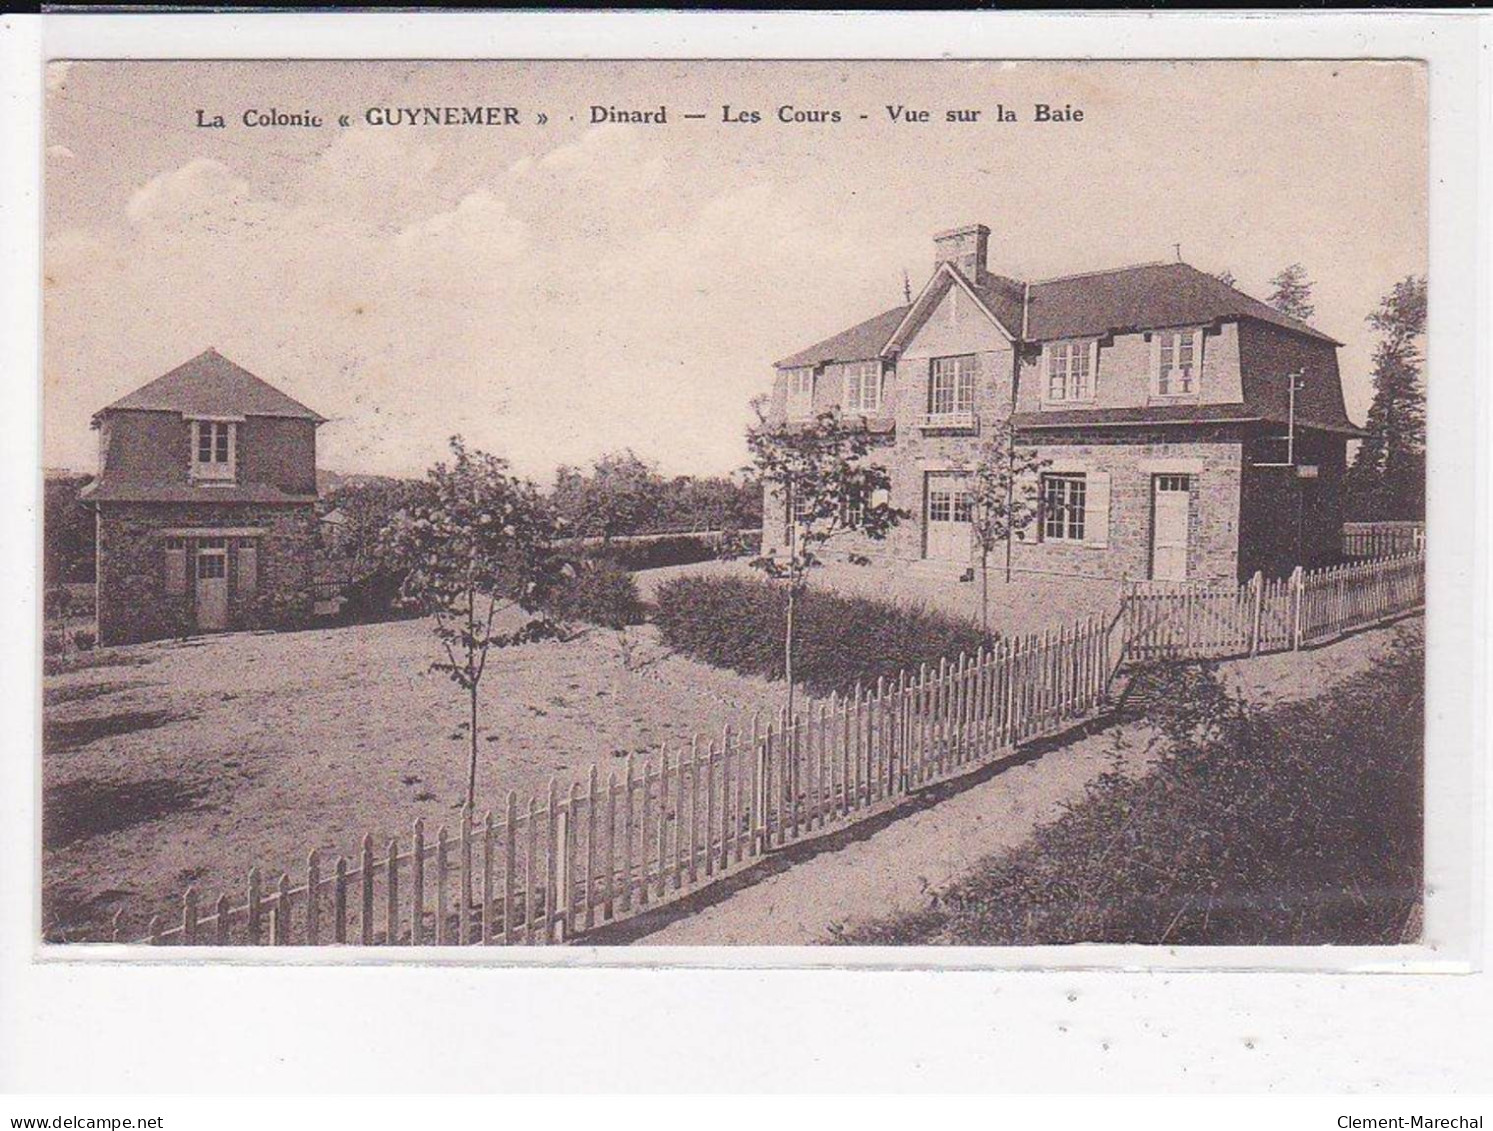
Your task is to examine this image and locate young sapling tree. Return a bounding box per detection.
[955,423,1049,638]
[747,403,905,728]
[381,436,563,815]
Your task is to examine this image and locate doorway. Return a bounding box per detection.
[1150,475,1191,581]
[195,538,229,630]
[924,472,972,562]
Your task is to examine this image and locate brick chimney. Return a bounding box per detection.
[933,223,990,283]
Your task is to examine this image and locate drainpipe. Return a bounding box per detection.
[1006,282,1032,583]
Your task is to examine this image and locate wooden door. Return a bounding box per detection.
[1150,475,1191,581]
[195,539,229,630]
[925,473,972,562]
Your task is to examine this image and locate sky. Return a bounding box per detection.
[43,60,1427,482]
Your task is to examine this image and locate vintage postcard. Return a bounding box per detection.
[39,56,1435,957]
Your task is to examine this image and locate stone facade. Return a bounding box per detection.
[761,293,1349,584]
[96,501,317,646]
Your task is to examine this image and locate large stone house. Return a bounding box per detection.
[762,224,1365,583]
[81,349,324,645]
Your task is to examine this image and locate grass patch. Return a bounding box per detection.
[652,574,988,698]
[837,624,1424,946]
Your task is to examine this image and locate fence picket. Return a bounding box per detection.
[388,838,401,946]
[411,819,425,946]
[503,792,517,944]
[361,834,375,946]
[247,866,263,946]
[481,814,493,944]
[305,853,319,946]
[436,826,450,946]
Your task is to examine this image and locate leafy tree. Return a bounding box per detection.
[953,424,1049,638]
[552,450,661,544]
[322,476,419,573]
[43,473,96,588]
[1267,263,1316,322]
[381,437,563,813]
[747,403,905,725]
[1349,275,1428,520]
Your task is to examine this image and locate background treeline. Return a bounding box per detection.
[43,452,761,592]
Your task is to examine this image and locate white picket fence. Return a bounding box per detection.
[135,615,1118,946]
[1121,550,1425,661]
[1342,521,1425,559]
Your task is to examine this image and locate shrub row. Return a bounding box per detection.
[583,529,758,573]
[652,574,988,698]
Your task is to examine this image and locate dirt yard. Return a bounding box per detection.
[42,616,789,942]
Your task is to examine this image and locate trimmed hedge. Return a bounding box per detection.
[584,529,758,573]
[652,574,987,698]
[550,558,645,629]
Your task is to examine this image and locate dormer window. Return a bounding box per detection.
[1043,340,1098,404]
[1154,328,1204,397]
[190,418,238,482]
[842,361,882,416]
[786,367,816,421]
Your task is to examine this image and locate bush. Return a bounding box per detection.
[550,559,644,630]
[653,574,988,697]
[340,568,411,623]
[72,629,96,651]
[43,631,66,657]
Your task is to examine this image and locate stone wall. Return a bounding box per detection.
[96,501,317,646]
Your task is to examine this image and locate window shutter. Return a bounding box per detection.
[237,541,258,599]
[1088,339,1100,398]
[164,544,187,596]
[1085,471,1111,548]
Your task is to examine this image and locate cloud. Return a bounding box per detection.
[46,145,74,161]
[393,189,528,260]
[125,158,268,229]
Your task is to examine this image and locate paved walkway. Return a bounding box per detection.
[631,619,1407,946]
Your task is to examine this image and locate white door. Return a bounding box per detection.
[925,473,972,562]
[195,540,229,630]
[1150,475,1190,581]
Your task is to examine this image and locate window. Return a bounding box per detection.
[196,539,227,579]
[928,355,976,416]
[786,368,816,420]
[1041,474,1087,542]
[1045,340,1095,402]
[1155,329,1203,397]
[844,496,863,530]
[191,419,237,481]
[842,361,882,415]
[928,489,952,523]
[952,491,974,524]
[791,491,813,522]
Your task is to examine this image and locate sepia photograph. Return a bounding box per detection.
[39,57,1430,953]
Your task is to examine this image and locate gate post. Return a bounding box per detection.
[1290,565,1306,651]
